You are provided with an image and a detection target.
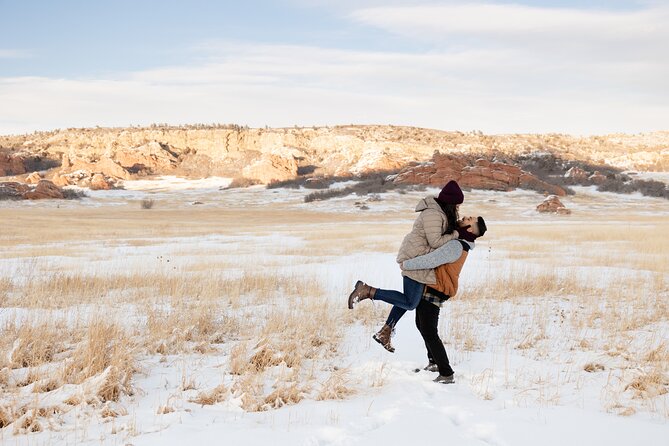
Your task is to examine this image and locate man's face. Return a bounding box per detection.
[458,216,480,236]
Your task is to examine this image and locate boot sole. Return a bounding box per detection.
[347,280,363,309]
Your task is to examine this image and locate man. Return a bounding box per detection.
[402,215,487,384]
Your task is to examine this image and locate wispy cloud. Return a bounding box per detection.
[0,49,32,59]
[350,3,666,37]
[350,3,669,62]
[1,40,667,136]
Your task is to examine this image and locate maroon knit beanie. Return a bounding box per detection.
[436,180,464,205]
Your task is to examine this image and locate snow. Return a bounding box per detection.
[2,184,668,445]
[120,176,234,191]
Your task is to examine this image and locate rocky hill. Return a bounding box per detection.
[1,125,667,195]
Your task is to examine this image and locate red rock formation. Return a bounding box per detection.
[564,166,588,182]
[394,153,566,196]
[90,173,114,190]
[536,195,571,214]
[0,153,27,177]
[23,180,65,200]
[589,172,607,185]
[0,181,31,198]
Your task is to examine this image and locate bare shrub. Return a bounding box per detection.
[61,188,87,200]
[226,177,261,189]
[140,198,154,209]
[304,174,413,203]
[597,178,668,199]
[304,188,347,202]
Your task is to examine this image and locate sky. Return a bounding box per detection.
[1,0,667,135]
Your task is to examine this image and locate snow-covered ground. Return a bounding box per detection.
[1,181,668,445]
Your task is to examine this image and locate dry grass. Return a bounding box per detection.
[1,189,668,438]
[6,321,63,368]
[0,318,135,431]
[584,362,606,373]
[316,369,356,401]
[263,381,308,410]
[61,320,136,402]
[625,371,669,399]
[189,384,228,406]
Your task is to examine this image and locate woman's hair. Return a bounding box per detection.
[438,202,460,235]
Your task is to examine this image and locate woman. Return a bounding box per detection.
[347,180,463,351]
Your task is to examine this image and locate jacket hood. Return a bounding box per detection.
[415,196,441,212]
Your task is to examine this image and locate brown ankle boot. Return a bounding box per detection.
[372,324,395,353]
[347,280,376,309]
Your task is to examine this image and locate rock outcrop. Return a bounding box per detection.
[90,173,114,190]
[23,180,65,199]
[536,195,571,214]
[0,152,27,177]
[61,154,131,180]
[564,166,588,182]
[113,141,179,174]
[0,180,65,200]
[1,126,667,191]
[25,172,42,184]
[394,153,566,196]
[0,181,31,199]
[588,172,607,185]
[242,152,298,183]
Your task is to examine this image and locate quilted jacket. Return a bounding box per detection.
[396,196,459,285]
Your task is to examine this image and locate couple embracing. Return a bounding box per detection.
[347,180,486,384]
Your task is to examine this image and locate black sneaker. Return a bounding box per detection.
[413,363,439,373]
[433,374,455,384]
[424,362,438,373]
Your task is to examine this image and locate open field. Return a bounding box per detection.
[1,181,668,445]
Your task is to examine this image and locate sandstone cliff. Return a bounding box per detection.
[1,125,667,191]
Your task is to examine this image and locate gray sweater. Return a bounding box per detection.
[402,239,475,270]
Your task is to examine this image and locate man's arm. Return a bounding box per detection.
[402,239,473,270]
[422,208,459,249]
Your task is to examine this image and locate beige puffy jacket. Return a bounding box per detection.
[396,196,459,285]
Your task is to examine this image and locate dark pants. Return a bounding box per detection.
[415,299,454,376]
[374,276,425,327]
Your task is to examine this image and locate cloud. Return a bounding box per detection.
[350,3,669,62]
[351,3,663,37]
[0,49,32,59]
[1,41,667,135]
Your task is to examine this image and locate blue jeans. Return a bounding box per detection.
[373,276,425,327]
